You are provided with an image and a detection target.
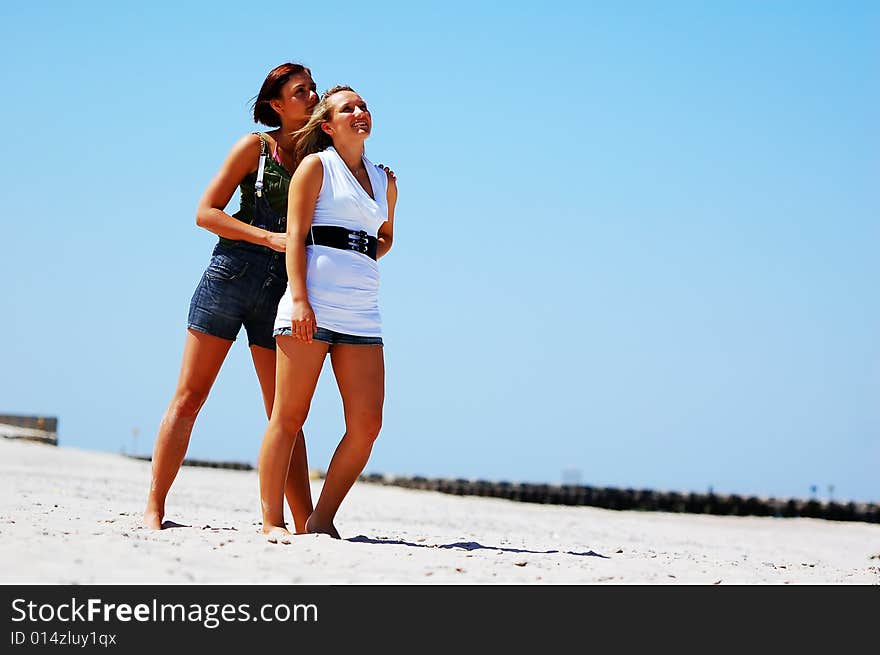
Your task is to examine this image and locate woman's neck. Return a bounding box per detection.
[275,120,307,152]
[332,140,366,172]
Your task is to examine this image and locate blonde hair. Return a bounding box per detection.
[293,85,356,165]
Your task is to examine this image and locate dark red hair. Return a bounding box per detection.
[252,63,312,127]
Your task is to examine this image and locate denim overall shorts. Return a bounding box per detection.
[187,138,288,350]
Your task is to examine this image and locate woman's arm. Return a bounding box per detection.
[285,154,324,341]
[376,173,397,259]
[195,134,286,252]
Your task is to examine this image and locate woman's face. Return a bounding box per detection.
[270,73,319,125]
[323,91,372,142]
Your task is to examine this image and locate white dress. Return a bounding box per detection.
[275,146,389,337]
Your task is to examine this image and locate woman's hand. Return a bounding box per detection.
[265,232,287,252]
[377,164,397,180]
[290,299,317,342]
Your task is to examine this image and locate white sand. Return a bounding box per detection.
[1,439,877,584]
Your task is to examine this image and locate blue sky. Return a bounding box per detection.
[1,1,877,503]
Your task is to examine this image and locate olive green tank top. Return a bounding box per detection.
[218,133,292,248]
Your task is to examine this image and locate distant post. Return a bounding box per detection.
[561,467,582,485]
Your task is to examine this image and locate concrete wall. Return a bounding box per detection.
[0,414,58,445]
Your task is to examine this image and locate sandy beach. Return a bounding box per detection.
[1,438,877,585]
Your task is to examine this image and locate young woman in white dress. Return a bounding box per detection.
[258,85,397,542]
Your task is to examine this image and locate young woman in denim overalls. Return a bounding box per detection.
[143,63,319,531]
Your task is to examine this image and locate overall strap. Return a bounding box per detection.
[254,133,268,198]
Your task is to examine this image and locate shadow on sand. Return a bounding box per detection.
[159,520,190,529]
[346,536,608,558]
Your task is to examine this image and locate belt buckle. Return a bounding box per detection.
[347,229,369,254]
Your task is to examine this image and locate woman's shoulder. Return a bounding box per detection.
[292,153,325,182]
[224,133,264,167]
[235,132,265,153]
[300,152,326,168]
[310,147,335,163]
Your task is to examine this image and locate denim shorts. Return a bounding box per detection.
[273,326,383,346]
[187,243,287,350]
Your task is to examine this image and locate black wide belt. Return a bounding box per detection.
[305,225,378,260]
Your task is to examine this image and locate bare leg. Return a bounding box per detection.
[143,329,233,529]
[258,336,328,541]
[307,344,384,539]
[250,344,314,534]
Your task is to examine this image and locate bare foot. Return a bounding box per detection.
[143,508,163,530]
[262,525,293,544]
[305,514,340,539]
